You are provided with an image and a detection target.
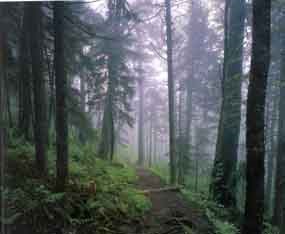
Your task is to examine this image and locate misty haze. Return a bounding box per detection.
[0,1,283,234]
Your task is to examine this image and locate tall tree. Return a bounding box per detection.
[0,4,8,234]
[242,0,271,233]
[18,4,32,141]
[165,0,177,184]
[273,6,285,231]
[211,0,246,207]
[54,2,69,191]
[137,75,145,166]
[98,0,135,160]
[27,3,48,177]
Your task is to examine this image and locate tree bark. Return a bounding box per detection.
[178,86,185,185]
[265,90,277,215]
[242,0,271,233]
[27,3,48,177]
[98,56,115,160]
[148,117,153,168]
[18,4,32,141]
[0,4,8,234]
[211,0,246,208]
[165,0,177,184]
[273,8,285,231]
[138,77,145,166]
[54,2,69,191]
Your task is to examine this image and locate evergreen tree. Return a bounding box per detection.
[27,3,48,177]
[211,0,246,208]
[242,0,271,233]
[18,4,32,141]
[54,2,69,191]
[98,0,135,160]
[165,0,177,184]
[273,5,285,231]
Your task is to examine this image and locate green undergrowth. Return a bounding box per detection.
[182,189,239,234]
[3,137,151,234]
[182,189,280,234]
[150,162,169,183]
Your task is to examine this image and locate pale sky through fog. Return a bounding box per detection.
[87,0,221,85]
[89,0,189,85]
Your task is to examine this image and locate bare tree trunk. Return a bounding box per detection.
[138,77,145,166]
[0,4,8,234]
[242,0,271,233]
[18,4,32,141]
[184,0,194,184]
[27,3,48,177]
[165,0,177,184]
[211,0,246,208]
[148,117,153,168]
[178,87,185,185]
[265,90,277,215]
[54,2,69,191]
[194,153,199,192]
[273,8,285,230]
[153,127,157,164]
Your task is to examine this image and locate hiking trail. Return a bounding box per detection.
[121,168,212,234]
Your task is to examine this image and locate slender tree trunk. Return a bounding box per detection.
[27,3,48,177]
[0,4,8,234]
[178,87,185,185]
[265,91,277,215]
[195,154,198,192]
[18,4,32,141]
[165,0,177,184]
[242,0,271,233]
[273,8,285,230]
[153,127,157,164]
[79,71,86,143]
[211,0,246,208]
[184,0,196,184]
[54,2,69,191]
[149,117,153,167]
[6,85,12,129]
[45,45,55,131]
[138,77,145,166]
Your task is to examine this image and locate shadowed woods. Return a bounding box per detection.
[0,0,283,234]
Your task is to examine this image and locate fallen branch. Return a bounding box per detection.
[141,186,182,194]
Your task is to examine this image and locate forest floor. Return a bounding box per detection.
[124,168,212,234]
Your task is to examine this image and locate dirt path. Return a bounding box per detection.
[132,168,212,234]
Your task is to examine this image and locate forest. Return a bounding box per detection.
[0,0,284,234]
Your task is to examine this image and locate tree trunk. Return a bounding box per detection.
[273,8,285,231]
[242,0,271,233]
[79,70,86,143]
[165,0,177,184]
[184,0,195,185]
[178,87,185,185]
[54,2,69,191]
[138,77,145,166]
[98,57,115,160]
[148,117,153,168]
[18,4,32,141]
[211,0,246,208]
[0,4,8,234]
[27,3,48,177]
[153,127,157,164]
[45,45,55,131]
[265,90,277,215]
